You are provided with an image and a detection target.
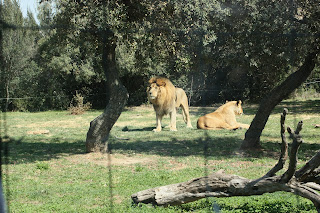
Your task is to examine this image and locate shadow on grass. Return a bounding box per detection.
[190,99,320,117]
[110,134,243,158]
[3,137,84,165]
[110,136,320,160]
[240,99,320,116]
[4,133,245,165]
[260,140,320,161]
[4,126,319,165]
[275,99,320,114]
[122,127,154,132]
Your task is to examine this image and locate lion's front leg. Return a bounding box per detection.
[238,123,250,129]
[169,109,177,131]
[229,123,250,130]
[153,114,163,132]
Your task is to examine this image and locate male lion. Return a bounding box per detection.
[197,100,250,130]
[147,76,193,132]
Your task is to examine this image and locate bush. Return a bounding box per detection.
[290,85,320,100]
[68,92,92,115]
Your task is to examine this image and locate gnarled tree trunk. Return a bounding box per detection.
[85,31,128,152]
[241,47,319,149]
[132,109,320,212]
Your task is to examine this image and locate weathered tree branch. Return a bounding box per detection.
[132,109,320,212]
[265,108,288,177]
[281,121,303,183]
[296,152,320,182]
[304,182,320,191]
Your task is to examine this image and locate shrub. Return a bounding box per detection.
[68,91,92,115]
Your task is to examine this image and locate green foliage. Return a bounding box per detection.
[116,0,320,104]
[36,161,50,170]
[37,1,54,30]
[1,0,319,110]
[134,163,144,172]
[0,0,39,110]
[216,194,315,213]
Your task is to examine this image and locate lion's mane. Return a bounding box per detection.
[147,77,176,116]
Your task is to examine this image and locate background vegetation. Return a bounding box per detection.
[0,0,319,111]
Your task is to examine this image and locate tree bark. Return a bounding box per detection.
[132,109,320,211]
[85,30,128,152]
[241,48,319,150]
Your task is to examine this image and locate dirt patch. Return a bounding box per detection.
[66,153,155,166]
[165,159,188,171]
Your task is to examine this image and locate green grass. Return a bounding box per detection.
[1,100,320,212]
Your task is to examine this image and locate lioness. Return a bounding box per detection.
[147,76,193,132]
[197,100,250,130]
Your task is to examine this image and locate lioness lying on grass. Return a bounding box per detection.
[197,100,250,130]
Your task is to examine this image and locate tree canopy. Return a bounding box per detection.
[0,0,319,110]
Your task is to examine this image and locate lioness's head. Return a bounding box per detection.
[234,100,244,115]
[147,77,166,100]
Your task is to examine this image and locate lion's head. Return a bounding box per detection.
[147,77,167,102]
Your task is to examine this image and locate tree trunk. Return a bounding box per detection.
[132,110,320,211]
[85,31,128,152]
[241,48,319,150]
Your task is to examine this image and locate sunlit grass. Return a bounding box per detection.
[1,99,319,212]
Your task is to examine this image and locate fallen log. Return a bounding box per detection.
[131,109,320,212]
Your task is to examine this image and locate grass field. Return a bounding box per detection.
[1,99,320,212]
